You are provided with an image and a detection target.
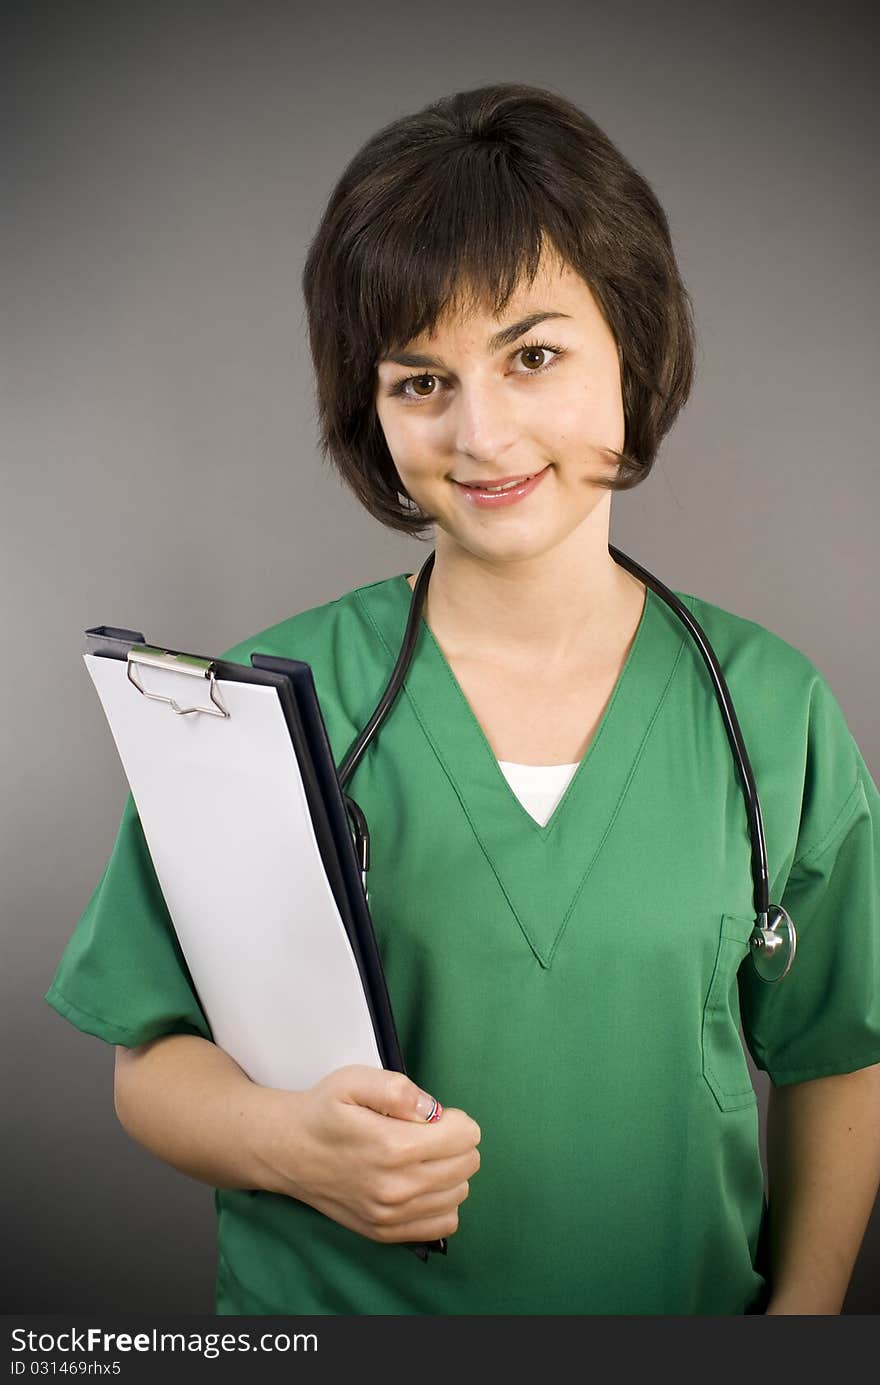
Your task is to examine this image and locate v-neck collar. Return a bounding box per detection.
[356,572,691,967]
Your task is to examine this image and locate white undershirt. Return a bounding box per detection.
[496,760,580,827]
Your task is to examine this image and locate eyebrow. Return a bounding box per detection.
[378,310,573,369]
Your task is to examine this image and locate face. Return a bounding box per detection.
[374,246,625,567]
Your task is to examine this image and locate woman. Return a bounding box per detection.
[45,83,880,1315]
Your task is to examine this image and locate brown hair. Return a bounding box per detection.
[301,82,697,537]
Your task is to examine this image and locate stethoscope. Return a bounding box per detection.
[336,546,797,983]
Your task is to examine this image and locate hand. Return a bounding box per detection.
[254,1065,481,1244]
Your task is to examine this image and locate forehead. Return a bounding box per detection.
[439,249,588,332]
[391,254,604,364]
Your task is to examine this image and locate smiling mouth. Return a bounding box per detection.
[453,468,545,492]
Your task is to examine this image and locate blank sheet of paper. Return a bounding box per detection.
[85,653,383,1089]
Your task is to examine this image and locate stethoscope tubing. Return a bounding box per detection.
[338,551,436,792]
[607,545,770,925]
[338,547,795,981]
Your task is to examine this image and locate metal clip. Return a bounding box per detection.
[126,646,230,718]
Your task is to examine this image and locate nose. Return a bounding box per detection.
[450,376,520,464]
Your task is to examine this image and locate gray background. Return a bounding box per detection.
[3,0,877,1314]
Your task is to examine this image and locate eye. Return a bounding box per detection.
[399,373,440,401]
[517,342,559,372]
[386,340,565,404]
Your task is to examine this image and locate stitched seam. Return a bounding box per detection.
[548,626,690,964]
[355,590,548,964]
[358,584,692,967]
[704,1066,755,1102]
[357,578,658,843]
[397,600,549,841]
[352,573,408,596]
[701,925,755,1104]
[539,584,657,841]
[703,1019,755,1100]
[704,1052,754,1095]
[356,585,690,967]
[45,984,140,1040]
[789,773,862,870]
[768,1048,880,1080]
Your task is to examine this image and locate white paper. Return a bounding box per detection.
[85,652,383,1088]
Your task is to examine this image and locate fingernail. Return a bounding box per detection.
[416,1093,442,1121]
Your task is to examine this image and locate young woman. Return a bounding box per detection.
[46,82,880,1316]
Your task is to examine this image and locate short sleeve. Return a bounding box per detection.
[45,789,212,1048]
[739,719,880,1086]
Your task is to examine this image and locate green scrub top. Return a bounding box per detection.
[45,573,880,1315]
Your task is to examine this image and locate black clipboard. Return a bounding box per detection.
[85,625,446,1262]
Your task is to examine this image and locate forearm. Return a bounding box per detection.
[113,1034,296,1193]
[764,1062,880,1314]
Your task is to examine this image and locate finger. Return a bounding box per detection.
[376,1207,465,1243]
[334,1066,441,1123]
[386,1180,471,1226]
[397,1108,482,1159]
[301,1190,463,1246]
[410,1148,481,1191]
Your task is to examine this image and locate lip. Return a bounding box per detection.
[451,466,550,509]
[455,472,536,488]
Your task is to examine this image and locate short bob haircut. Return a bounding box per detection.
[301,82,697,537]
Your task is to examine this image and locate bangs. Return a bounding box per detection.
[340,144,573,367]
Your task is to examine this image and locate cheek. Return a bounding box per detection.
[551,381,624,455]
[382,417,443,488]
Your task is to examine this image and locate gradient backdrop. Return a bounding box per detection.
[3,0,877,1314]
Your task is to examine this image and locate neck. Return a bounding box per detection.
[411,507,646,667]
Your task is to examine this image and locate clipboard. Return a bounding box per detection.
[83,624,446,1262]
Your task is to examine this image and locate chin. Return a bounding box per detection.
[442,526,561,567]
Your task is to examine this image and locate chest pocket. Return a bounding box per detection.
[701,913,758,1112]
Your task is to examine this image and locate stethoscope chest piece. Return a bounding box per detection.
[749,904,797,983]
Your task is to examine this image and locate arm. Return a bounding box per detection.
[763,1061,880,1314]
[113,1035,480,1244]
[113,1034,295,1191]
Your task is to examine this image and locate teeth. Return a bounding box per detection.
[471,477,530,492]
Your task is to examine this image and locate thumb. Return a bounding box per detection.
[339,1066,443,1123]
